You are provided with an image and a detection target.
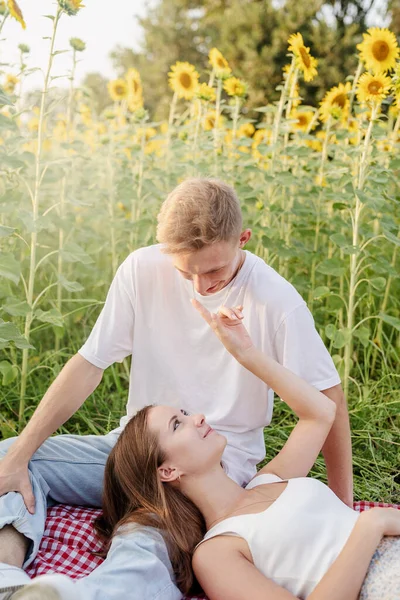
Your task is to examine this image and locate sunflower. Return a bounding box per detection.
[58,0,84,16]
[126,68,142,96]
[290,109,314,132]
[70,37,86,52]
[79,103,92,126]
[0,1,6,15]
[252,128,272,147]
[319,82,351,122]
[108,79,128,102]
[356,72,391,105]
[195,82,216,103]
[392,62,400,108]
[223,77,247,98]
[7,0,25,28]
[168,62,199,100]
[18,43,30,54]
[238,123,255,138]
[357,28,399,74]
[203,111,224,131]
[287,33,318,82]
[3,74,18,94]
[126,68,143,111]
[209,48,231,78]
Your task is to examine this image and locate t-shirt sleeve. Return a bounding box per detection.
[273,303,341,391]
[78,258,135,369]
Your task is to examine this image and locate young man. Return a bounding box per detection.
[0,178,353,599]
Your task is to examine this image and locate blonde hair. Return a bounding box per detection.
[156,177,243,254]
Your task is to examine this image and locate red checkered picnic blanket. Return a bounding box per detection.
[25,502,399,599]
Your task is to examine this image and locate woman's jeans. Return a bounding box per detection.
[0,433,182,600]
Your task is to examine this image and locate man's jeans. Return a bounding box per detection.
[0,433,182,600]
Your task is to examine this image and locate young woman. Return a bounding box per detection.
[95,300,400,600]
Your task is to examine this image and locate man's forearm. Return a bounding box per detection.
[321,384,353,506]
[7,353,103,463]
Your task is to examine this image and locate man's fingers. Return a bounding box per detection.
[21,482,36,514]
[218,305,242,321]
[191,298,213,325]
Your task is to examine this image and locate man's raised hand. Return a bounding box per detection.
[0,456,35,514]
[191,299,254,360]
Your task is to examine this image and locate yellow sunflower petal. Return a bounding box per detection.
[319,82,351,122]
[289,109,314,132]
[168,61,199,100]
[7,0,25,28]
[357,27,399,74]
[223,77,248,98]
[356,72,392,105]
[108,79,129,102]
[195,82,216,103]
[3,74,18,94]
[209,48,231,78]
[58,0,84,16]
[287,32,318,82]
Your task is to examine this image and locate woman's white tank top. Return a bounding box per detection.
[198,474,359,599]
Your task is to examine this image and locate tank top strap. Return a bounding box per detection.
[245,472,284,489]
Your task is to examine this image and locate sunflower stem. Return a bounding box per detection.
[390,111,400,146]
[271,57,296,172]
[308,116,332,309]
[19,7,62,422]
[166,91,177,175]
[231,95,241,161]
[370,237,399,375]
[343,102,378,398]
[348,61,363,119]
[283,67,299,152]
[55,46,77,353]
[0,11,9,37]
[192,99,203,171]
[213,77,223,175]
[131,126,146,250]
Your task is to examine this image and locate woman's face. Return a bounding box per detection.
[148,406,226,483]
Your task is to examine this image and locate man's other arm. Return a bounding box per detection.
[0,354,103,512]
[321,383,353,507]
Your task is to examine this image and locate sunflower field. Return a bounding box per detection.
[0,1,399,502]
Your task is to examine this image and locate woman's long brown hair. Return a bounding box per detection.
[94,405,206,596]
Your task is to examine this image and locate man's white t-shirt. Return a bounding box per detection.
[79,244,340,485]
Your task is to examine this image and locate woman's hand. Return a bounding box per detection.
[191,299,254,360]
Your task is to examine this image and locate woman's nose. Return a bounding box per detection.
[193,413,205,427]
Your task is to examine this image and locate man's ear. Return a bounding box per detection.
[239,229,252,247]
[158,464,180,484]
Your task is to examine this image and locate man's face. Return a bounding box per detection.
[172,239,242,296]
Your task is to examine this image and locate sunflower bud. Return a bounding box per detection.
[0,1,7,16]
[18,43,30,54]
[132,107,148,122]
[70,37,86,52]
[58,0,84,16]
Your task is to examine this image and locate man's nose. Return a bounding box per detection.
[192,275,209,295]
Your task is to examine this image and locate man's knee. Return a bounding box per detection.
[13,584,61,600]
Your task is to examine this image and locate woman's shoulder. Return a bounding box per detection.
[193,531,248,565]
[245,472,286,489]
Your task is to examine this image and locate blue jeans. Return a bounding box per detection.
[0,433,182,600]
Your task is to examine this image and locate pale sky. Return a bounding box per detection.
[0,0,390,92]
[1,0,146,90]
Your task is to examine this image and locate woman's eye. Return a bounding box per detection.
[181,409,189,416]
[173,419,181,431]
